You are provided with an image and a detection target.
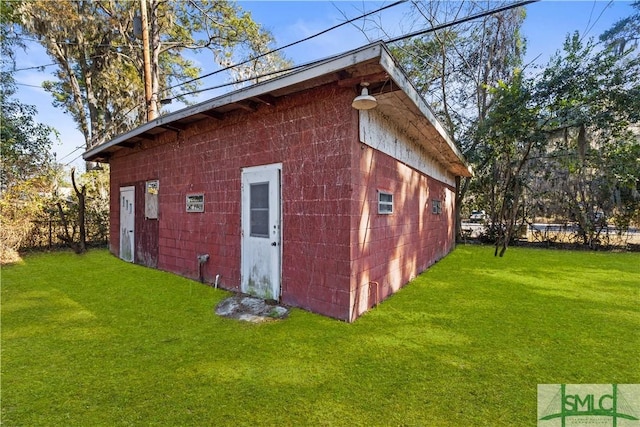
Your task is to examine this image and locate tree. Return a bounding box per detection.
[0,94,58,192]
[483,28,640,254]
[1,2,59,262]
[530,31,640,247]
[13,0,289,155]
[388,1,525,238]
[480,72,546,256]
[1,2,57,193]
[599,0,640,55]
[56,168,87,254]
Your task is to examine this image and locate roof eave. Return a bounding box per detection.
[84,43,387,162]
[84,41,472,178]
[376,44,472,178]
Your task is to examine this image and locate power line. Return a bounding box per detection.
[11,62,58,72]
[97,0,400,149]
[580,0,614,43]
[10,2,407,95]
[165,0,541,103]
[14,82,45,88]
[56,102,144,166]
[65,152,87,167]
[162,57,329,102]
[23,0,541,162]
[57,145,85,162]
[164,0,408,93]
[386,0,540,44]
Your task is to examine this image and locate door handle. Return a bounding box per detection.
[271,242,277,246]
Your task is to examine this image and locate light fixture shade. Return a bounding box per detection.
[352,86,378,110]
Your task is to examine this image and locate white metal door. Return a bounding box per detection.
[241,164,281,300]
[119,186,135,263]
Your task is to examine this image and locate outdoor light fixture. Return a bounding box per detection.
[351,82,378,110]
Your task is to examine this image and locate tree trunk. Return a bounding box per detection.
[71,169,87,253]
[56,168,87,254]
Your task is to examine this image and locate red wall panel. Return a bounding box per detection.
[348,146,456,321]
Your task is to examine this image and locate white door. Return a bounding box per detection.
[241,164,282,300]
[119,186,135,262]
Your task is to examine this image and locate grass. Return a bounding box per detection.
[2,246,639,426]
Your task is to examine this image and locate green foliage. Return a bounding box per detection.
[390,3,525,142]
[1,2,57,191]
[13,0,290,148]
[81,168,110,243]
[52,168,110,251]
[477,10,640,253]
[530,30,640,245]
[0,99,57,191]
[1,6,62,259]
[0,168,64,260]
[480,72,547,255]
[599,1,640,55]
[389,2,526,241]
[2,246,638,425]
[0,167,110,260]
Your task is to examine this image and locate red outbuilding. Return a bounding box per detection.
[84,42,472,322]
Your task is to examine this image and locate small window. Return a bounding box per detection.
[378,191,393,214]
[250,182,269,237]
[432,199,442,215]
[186,193,205,213]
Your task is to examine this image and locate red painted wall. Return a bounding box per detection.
[349,146,456,321]
[108,83,457,322]
[109,84,358,320]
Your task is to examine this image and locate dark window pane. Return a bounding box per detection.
[379,203,393,213]
[250,183,269,237]
[251,183,269,209]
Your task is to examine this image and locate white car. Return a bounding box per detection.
[469,210,486,222]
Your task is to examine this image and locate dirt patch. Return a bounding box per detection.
[215,294,289,323]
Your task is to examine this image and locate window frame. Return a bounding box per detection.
[378,191,394,215]
[186,193,205,213]
[249,182,270,238]
[432,199,442,215]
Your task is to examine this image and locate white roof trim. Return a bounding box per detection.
[84,41,470,177]
[375,45,468,169]
[84,43,386,160]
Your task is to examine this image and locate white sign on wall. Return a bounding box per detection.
[186,193,204,213]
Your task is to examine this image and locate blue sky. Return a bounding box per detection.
[11,0,636,170]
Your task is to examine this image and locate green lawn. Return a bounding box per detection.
[2,246,639,426]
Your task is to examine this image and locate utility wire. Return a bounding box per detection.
[57,145,85,162]
[11,62,58,72]
[385,0,540,44]
[57,102,143,164]
[164,0,408,92]
[60,0,540,157]
[14,82,46,88]
[13,2,402,74]
[65,152,87,167]
[162,57,332,102]
[66,1,408,152]
[166,0,541,102]
[580,0,614,43]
